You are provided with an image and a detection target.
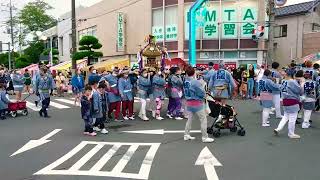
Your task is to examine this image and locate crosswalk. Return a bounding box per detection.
[34,141,161,179]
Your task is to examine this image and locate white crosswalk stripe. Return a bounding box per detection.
[56,99,80,106]
[35,141,161,180]
[49,101,70,109]
[26,101,41,111]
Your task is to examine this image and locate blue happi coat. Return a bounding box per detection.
[118,77,133,101]
[104,74,121,103]
[81,95,91,120]
[171,75,183,98]
[138,76,151,99]
[91,90,103,119]
[204,69,215,82]
[0,90,10,110]
[35,74,54,100]
[271,69,282,95]
[281,79,302,113]
[259,76,280,108]
[302,79,318,110]
[12,73,24,91]
[71,75,85,91]
[303,68,318,81]
[152,74,166,99]
[208,69,235,99]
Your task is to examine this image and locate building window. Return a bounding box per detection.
[152,6,178,42]
[312,23,320,31]
[274,25,287,38]
[59,37,63,56]
[223,51,238,59]
[78,26,97,40]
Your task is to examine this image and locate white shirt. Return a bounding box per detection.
[256,69,265,82]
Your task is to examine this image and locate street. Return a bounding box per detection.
[1,95,320,180]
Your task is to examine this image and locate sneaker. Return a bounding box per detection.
[202,138,215,143]
[88,132,97,136]
[175,117,184,120]
[184,135,196,141]
[115,119,124,122]
[100,129,109,134]
[139,115,149,121]
[289,134,301,139]
[156,116,164,120]
[123,117,129,121]
[273,129,279,136]
[262,123,270,127]
[152,111,156,118]
[83,132,90,135]
[166,113,173,119]
[302,122,310,129]
[129,116,135,120]
[93,127,101,132]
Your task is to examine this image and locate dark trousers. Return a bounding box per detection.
[168,98,182,117]
[40,97,50,116]
[84,118,94,133]
[316,99,320,111]
[94,118,105,129]
[0,109,6,119]
[108,101,121,119]
[167,97,174,114]
[122,100,133,117]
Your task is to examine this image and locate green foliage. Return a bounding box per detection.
[18,0,57,32]
[15,55,32,69]
[41,48,59,62]
[23,42,45,64]
[73,36,103,61]
[0,52,20,68]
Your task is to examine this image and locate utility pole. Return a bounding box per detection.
[267,0,276,66]
[71,0,77,74]
[9,0,14,70]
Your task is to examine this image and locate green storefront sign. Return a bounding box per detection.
[152,24,178,42]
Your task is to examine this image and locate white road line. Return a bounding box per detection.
[69,144,104,171]
[26,101,41,111]
[139,143,161,179]
[56,99,80,106]
[90,144,121,171]
[39,129,62,140]
[111,144,139,173]
[49,102,70,109]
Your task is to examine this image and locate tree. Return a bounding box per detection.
[0,52,20,68]
[41,48,59,65]
[18,0,56,33]
[15,55,32,69]
[73,36,103,65]
[23,42,45,64]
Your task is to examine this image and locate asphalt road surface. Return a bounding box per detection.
[1,95,320,180]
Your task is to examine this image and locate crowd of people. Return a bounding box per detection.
[0,60,319,142]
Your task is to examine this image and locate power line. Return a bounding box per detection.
[79,0,143,21]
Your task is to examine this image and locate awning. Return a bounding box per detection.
[21,64,39,73]
[84,59,130,72]
[50,60,87,71]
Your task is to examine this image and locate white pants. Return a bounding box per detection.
[272,94,282,118]
[303,110,312,127]
[275,112,298,136]
[139,99,147,116]
[184,110,208,139]
[262,108,271,125]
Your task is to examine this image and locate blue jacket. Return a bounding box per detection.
[281,79,302,113]
[81,95,91,120]
[12,73,24,88]
[104,74,121,103]
[71,75,85,91]
[88,73,101,85]
[91,90,103,119]
[204,69,215,82]
[152,75,166,99]
[138,76,151,99]
[184,77,205,101]
[303,79,318,100]
[118,77,133,101]
[171,75,183,98]
[303,68,318,81]
[208,69,235,99]
[0,90,10,110]
[259,76,280,108]
[35,74,54,99]
[271,69,282,94]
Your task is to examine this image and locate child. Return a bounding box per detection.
[152,70,166,120]
[258,69,280,127]
[0,83,10,120]
[99,82,109,123]
[91,81,108,134]
[119,69,134,120]
[271,62,283,119]
[80,85,96,136]
[301,70,318,129]
[274,70,303,139]
[138,69,151,121]
[105,68,122,122]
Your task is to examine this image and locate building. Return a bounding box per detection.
[57,7,84,62]
[274,0,320,65]
[76,0,268,68]
[41,26,58,63]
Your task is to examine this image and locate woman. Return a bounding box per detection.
[55,72,66,97]
[247,64,256,99]
[12,70,24,101]
[137,69,151,121]
[23,69,32,94]
[71,69,85,105]
[119,69,134,121]
[168,67,184,120]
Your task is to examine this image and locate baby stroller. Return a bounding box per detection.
[206,93,246,137]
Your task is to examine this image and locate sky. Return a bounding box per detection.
[0,0,314,48]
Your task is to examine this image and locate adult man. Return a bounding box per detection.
[208,62,235,104]
[204,62,215,82]
[184,66,214,143]
[35,67,54,118]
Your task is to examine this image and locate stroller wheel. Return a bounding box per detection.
[237,129,246,136]
[213,131,221,138]
[207,127,213,134]
[230,126,237,132]
[22,109,28,116]
[11,111,17,118]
